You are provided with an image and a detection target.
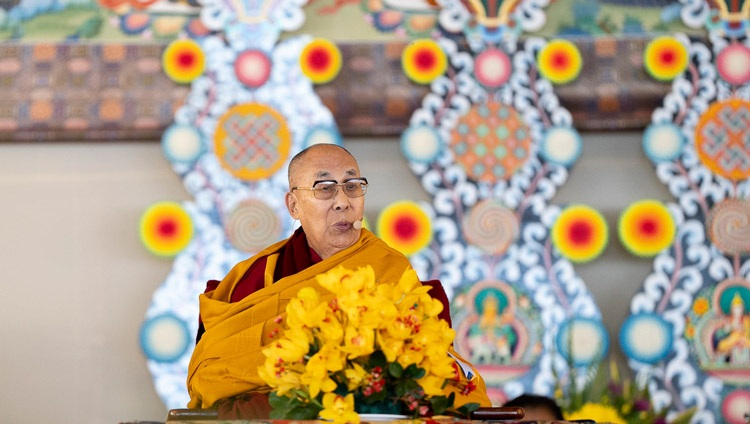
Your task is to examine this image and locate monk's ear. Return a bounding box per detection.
[286,191,299,219]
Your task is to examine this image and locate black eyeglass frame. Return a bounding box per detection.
[291,177,369,199]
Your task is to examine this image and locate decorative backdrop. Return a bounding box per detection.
[2,0,749,422]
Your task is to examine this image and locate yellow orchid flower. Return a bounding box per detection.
[396,345,425,368]
[319,393,360,424]
[417,374,447,397]
[344,362,368,391]
[258,359,304,396]
[377,333,405,362]
[317,308,345,343]
[302,351,339,397]
[342,325,376,359]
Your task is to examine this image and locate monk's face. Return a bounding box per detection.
[286,145,365,259]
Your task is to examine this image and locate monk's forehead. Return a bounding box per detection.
[294,146,359,181]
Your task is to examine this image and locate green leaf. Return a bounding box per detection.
[268,392,294,409]
[283,404,322,420]
[670,406,698,424]
[402,364,426,379]
[388,361,403,378]
[370,350,387,367]
[75,16,102,38]
[455,402,481,418]
[429,395,452,415]
[268,392,321,420]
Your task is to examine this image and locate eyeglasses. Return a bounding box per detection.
[291,178,368,200]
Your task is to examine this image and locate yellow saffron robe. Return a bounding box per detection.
[187,228,491,410]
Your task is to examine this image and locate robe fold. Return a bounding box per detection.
[187,228,490,412]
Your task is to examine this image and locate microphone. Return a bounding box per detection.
[353,220,362,230]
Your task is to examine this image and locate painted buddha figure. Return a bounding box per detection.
[715,293,750,365]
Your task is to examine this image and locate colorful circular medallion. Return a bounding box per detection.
[140,313,191,363]
[717,43,750,86]
[304,125,342,147]
[540,126,582,167]
[644,36,689,82]
[462,199,519,255]
[376,200,432,256]
[235,49,272,88]
[300,38,342,84]
[161,124,203,164]
[619,313,673,364]
[556,317,609,367]
[402,39,447,85]
[213,103,292,181]
[695,98,750,181]
[551,204,609,263]
[618,199,676,257]
[537,39,582,85]
[450,101,532,183]
[401,125,442,164]
[642,122,685,163]
[162,39,205,84]
[475,48,511,88]
[139,201,194,257]
[722,389,750,424]
[707,199,750,256]
[225,199,282,253]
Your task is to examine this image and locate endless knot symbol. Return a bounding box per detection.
[695,99,750,181]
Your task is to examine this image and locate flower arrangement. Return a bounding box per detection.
[258,265,480,423]
[554,358,696,423]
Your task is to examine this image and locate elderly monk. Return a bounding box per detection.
[187,144,491,418]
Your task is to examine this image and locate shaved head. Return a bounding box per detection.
[288,144,355,188]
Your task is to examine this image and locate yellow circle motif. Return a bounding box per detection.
[162,39,205,84]
[618,199,675,257]
[402,39,447,85]
[300,38,342,84]
[139,201,194,257]
[644,36,689,82]
[377,200,432,256]
[551,204,609,263]
[537,39,583,85]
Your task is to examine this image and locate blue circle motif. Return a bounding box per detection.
[556,317,609,367]
[540,126,582,167]
[304,125,343,148]
[401,125,443,164]
[642,123,685,163]
[619,313,673,364]
[161,124,204,165]
[140,313,192,363]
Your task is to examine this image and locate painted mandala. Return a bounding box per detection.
[213,102,292,181]
[450,101,532,183]
[694,98,750,181]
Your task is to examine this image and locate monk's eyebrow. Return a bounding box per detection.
[315,169,357,179]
